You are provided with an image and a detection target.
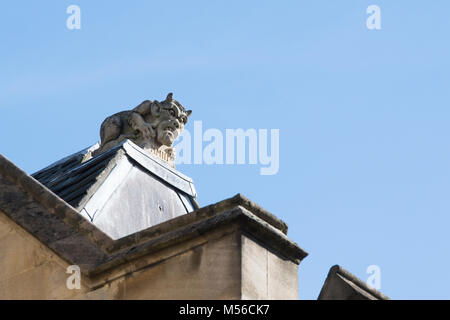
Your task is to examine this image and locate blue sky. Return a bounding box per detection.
[1,1,450,299]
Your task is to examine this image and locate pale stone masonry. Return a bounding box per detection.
[0,151,307,299]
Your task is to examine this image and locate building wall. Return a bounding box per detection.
[0,209,298,299]
[93,232,242,299]
[241,235,298,299]
[0,210,84,299]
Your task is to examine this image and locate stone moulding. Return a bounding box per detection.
[0,153,307,289]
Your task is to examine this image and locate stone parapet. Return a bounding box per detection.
[0,153,307,299]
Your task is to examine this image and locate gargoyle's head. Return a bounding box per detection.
[152,93,192,147]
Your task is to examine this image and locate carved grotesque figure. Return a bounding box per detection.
[90,93,191,166]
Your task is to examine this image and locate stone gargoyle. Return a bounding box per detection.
[88,93,191,166]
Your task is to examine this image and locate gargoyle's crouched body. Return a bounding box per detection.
[96,110,141,153]
[89,93,192,165]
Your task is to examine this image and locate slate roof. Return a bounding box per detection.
[32,141,198,211]
[32,144,115,208]
[30,140,200,239]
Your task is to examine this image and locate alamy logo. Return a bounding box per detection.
[366,5,381,30]
[174,121,279,175]
[66,265,81,290]
[366,265,381,290]
[66,5,81,30]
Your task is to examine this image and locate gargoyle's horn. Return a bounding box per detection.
[166,93,173,102]
[186,110,192,117]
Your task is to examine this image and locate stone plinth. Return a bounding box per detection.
[31,140,199,240]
